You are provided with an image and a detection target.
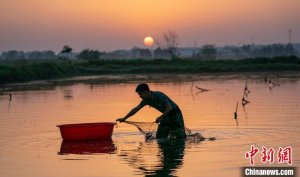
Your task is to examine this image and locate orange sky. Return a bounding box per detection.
[0,0,299,52]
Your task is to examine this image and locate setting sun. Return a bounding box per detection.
[144,36,154,47]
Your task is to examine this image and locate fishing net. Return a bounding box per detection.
[123,121,216,141]
[124,121,157,139]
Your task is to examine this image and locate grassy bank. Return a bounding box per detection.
[1,56,300,84]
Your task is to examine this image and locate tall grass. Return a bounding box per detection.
[0,56,299,84]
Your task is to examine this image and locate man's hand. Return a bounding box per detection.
[155,117,163,123]
[116,117,127,122]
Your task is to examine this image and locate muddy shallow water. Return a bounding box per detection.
[0,74,299,177]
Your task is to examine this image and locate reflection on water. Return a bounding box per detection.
[0,74,300,177]
[63,89,74,100]
[118,138,186,176]
[58,139,117,155]
[154,139,185,177]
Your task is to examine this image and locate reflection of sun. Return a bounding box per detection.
[143,36,154,47]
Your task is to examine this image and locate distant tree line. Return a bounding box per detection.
[0,43,298,61]
[0,50,56,60]
[250,43,296,57]
[190,43,297,60]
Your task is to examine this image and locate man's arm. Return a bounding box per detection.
[116,104,144,122]
[155,102,173,123]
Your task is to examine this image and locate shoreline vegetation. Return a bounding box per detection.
[1,56,300,86]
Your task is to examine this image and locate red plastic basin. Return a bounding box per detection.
[57,122,116,141]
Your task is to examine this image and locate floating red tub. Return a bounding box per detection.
[57,122,116,141]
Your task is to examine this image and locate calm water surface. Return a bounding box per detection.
[0,75,299,177]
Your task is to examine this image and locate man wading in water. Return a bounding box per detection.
[116,83,186,139]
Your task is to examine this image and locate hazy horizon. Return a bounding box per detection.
[1,0,299,53]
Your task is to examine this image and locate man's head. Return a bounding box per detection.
[136,83,151,99]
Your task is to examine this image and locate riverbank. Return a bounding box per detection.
[1,56,300,85]
[2,71,300,93]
